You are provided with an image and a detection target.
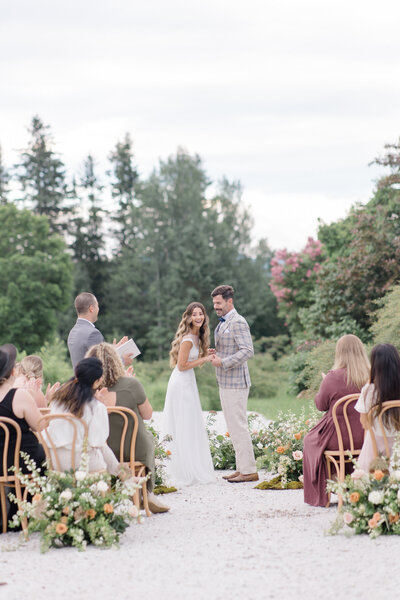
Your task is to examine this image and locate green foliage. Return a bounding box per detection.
[256,407,319,487]
[206,412,267,469]
[38,338,73,385]
[285,340,321,395]
[253,334,290,360]
[0,204,73,353]
[371,285,400,351]
[14,116,68,234]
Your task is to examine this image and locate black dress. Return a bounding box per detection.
[0,388,45,475]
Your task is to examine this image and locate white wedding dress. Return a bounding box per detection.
[163,334,215,487]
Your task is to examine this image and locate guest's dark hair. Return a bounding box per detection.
[52,357,103,418]
[211,285,234,300]
[74,292,97,316]
[370,344,400,431]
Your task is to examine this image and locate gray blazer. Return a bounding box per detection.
[214,309,253,389]
[67,318,104,369]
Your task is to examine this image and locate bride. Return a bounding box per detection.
[163,302,215,487]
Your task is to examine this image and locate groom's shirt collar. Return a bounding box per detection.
[222,308,236,322]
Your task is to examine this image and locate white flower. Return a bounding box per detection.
[60,489,72,501]
[368,491,383,504]
[298,475,304,483]
[397,489,400,502]
[292,450,303,460]
[391,470,400,480]
[257,442,263,449]
[351,469,366,480]
[129,505,139,518]
[343,512,354,525]
[75,470,87,482]
[96,480,108,493]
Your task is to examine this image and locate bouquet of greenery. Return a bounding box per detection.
[9,452,141,552]
[256,408,319,488]
[206,411,268,470]
[328,437,400,538]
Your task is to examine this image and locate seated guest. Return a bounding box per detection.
[14,355,59,408]
[355,343,400,471]
[47,358,120,475]
[86,342,169,513]
[0,343,45,523]
[303,334,370,507]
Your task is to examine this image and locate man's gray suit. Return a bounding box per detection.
[67,318,104,369]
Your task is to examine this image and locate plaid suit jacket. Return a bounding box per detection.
[214,309,253,389]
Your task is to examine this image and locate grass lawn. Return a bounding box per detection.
[135,356,319,421]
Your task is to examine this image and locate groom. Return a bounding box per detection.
[210,285,258,483]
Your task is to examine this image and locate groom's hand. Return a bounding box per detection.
[208,348,216,355]
[211,354,222,367]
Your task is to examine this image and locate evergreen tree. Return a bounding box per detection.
[0,144,10,205]
[108,133,140,248]
[14,116,68,233]
[69,155,108,303]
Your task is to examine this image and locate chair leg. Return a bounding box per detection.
[0,485,7,534]
[141,482,151,518]
[325,459,332,508]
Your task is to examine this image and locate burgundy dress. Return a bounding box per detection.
[303,369,363,507]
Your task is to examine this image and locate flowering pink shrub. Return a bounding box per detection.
[269,237,325,334]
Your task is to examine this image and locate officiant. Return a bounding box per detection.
[67,292,134,369]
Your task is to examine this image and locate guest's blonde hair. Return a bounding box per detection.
[169,302,210,368]
[19,355,43,379]
[333,334,370,390]
[85,342,125,387]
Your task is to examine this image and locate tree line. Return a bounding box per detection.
[0,116,285,358]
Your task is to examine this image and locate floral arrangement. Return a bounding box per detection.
[256,408,318,488]
[147,422,172,488]
[328,437,400,538]
[9,452,141,552]
[206,412,267,470]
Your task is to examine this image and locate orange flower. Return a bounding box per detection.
[55,523,68,535]
[305,419,310,425]
[349,492,360,504]
[373,512,381,523]
[368,518,377,529]
[103,503,114,514]
[86,509,96,520]
[373,470,384,481]
[32,494,42,503]
[62,506,70,515]
[389,513,399,524]
[225,432,230,437]
[294,433,302,440]
[60,516,68,524]
[166,450,172,456]
[276,446,285,454]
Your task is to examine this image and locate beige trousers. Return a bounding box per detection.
[219,388,256,474]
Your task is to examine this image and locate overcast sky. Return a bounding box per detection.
[1,0,399,250]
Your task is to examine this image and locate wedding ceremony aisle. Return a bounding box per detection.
[1,472,400,600]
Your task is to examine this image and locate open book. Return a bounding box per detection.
[116,338,141,360]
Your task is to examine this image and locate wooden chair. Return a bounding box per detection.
[107,406,151,517]
[36,413,89,471]
[39,408,51,415]
[366,400,400,460]
[324,393,362,508]
[0,417,28,535]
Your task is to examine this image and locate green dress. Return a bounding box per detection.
[107,377,156,492]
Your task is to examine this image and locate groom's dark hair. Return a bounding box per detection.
[211,285,234,300]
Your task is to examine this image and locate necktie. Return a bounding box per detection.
[218,316,226,322]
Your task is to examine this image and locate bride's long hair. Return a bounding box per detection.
[169,302,210,368]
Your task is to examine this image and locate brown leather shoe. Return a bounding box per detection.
[222,471,240,480]
[147,492,170,514]
[228,472,259,483]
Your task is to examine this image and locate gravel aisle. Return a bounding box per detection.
[1,474,400,600]
[1,411,399,599]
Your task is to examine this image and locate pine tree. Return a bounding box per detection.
[108,133,139,249]
[14,116,68,233]
[0,144,10,205]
